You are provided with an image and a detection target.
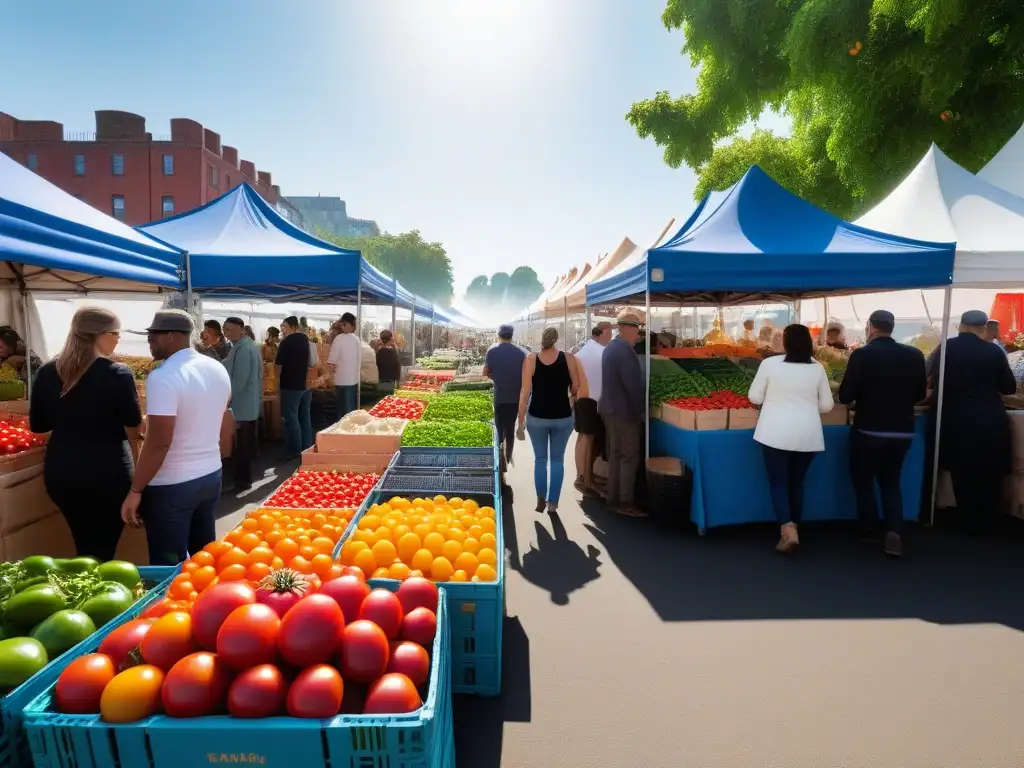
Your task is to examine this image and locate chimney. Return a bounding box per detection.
[221,145,239,167]
[257,171,272,187]
[15,120,64,142]
[239,160,256,182]
[203,129,221,155]
[95,110,146,140]
[170,118,203,144]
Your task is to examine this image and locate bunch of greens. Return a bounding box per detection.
[394,390,437,402]
[445,380,493,391]
[649,369,718,405]
[401,420,494,447]
[423,394,494,422]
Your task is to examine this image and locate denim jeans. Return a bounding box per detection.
[526,414,574,504]
[280,388,313,457]
[760,444,815,525]
[335,385,358,419]
[141,469,221,565]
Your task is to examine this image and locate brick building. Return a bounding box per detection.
[0,109,280,226]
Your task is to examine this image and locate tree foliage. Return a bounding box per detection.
[464,267,545,315]
[321,230,455,307]
[629,0,1024,217]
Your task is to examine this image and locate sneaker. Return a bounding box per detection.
[883,532,903,557]
[535,496,547,513]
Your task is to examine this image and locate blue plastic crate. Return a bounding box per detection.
[345,490,504,697]
[379,470,498,496]
[393,450,495,471]
[400,424,499,469]
[0,564,177,768]
[24,589,454,768]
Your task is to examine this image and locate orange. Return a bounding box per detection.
[371,540,397,565]
[247,562,272,582]
[241,517,259,531]
[311,537,335,555]
[479,533,497,550]
[388,562,411,580]
[477,548,497,568]
[205,540,233,558]
[311,554,334,579]
[410,548,434,574]
[274,538,299,561]
[270,556,285,570]
[352,549,377,576]
[311,513,327,528]
[441,540,462,561]
[217,547,249,571]
[450,570,468,582]
[219,564,248,582]
[454,552,479,576]
[298,545,316,560]
[182,560,199,574]
[264,530,285,548]
[423,532,445,557]
[191,551,215,568]
[372,567,390,579]
[257,514,276,531]
[224,528,242,545]
[431,557,454,582]
[237,533,262,553]
[397,533,421,562]
[462,537,480,555]
[191,566,216,591]
[475,564,497,581]
[290,556,313,574]
[247,546,274,566]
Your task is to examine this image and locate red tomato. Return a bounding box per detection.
[161,652,231,718]
[339,619,390,683]
[286,664,343,718]
[100,665,165,723]
[358,589,404,640]
[395,578,439,615]
[227,664,288,718]
[400,608,437,649]
[190,582,257,650]
[140,598,176,620]
[265,471,379,510]
[386,641,430,686]
[363,673,422,715]
[140,612,197,671]
[317,575,369,626]
[278,595,344,667]
[216,603,281,669]
[98,619,156,670]
[55,653,117,714]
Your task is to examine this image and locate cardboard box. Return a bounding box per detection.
[0,464,59,535]
[0,400,29,416]
[727,408,758,430]
[821,404,849,426]
[315,428,403,455]
[0,447,45,476]
[0,511,76,562]
[262,396,282,441]
[658,403,696,430]
[694,409,728,431]
[300,447,393,474]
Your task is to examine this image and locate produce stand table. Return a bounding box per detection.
[651,415,927,533]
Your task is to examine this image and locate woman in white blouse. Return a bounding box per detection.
[748,324,834,552]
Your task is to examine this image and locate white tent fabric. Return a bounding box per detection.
[977,122,1024,196]
[855,143,1024,288]
[543,263,592,316]
[561,239,636,315]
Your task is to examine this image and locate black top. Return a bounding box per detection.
[275,333,310,391]
[376,347,401,383]
[838,336,926,434]
[30,358,141,486]
[926,333,1016,427]
[528,351,572,419]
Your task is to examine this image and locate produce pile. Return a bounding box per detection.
[111,355,159,381]
[340,496,498,583]
[665,392,754,411]
[651,358,755,408]
[0,416,46,456]
[264,470,379,511]
[394,389,437,402]
[401,420,493,448]
[368,396,426,421]
[421,392,493,422]
[415,356,462,371]
[0,365,24,401]
[321,410,407,436]
[445,378,492,392]
[403,371,455,393]
[0,557,152,693]
[53,575,443,720]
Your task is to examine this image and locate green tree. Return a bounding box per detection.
[628,0,1024,217]
[322,230,455,306]
[463,269,545,316]
[507,266,545,307]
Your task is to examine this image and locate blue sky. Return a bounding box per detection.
[0,0,784,297]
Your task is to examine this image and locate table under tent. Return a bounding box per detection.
[585,164,956,533]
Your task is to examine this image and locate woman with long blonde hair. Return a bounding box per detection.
[30,307,143,560]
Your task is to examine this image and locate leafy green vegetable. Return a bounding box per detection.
[402,420,494,447]
[422,393,495,422]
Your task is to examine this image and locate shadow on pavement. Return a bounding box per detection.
[454,614,532,767]
[582,496,1024,630]
[216,450,300,522]
[502,485,521,570]
[516,512,602,605]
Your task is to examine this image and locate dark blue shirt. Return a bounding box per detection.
[485,342,526,405]
[599,337,644,421]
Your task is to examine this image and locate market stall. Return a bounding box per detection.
[586,164,956,532]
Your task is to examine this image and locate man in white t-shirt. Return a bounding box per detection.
[121,310,232,566]
[326,312,361,418]
[573,321,611,493]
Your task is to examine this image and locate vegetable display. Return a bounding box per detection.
[0,558,150,693]
[401,420,494,448]
[55,578,440,719]
[322,410,407,436]
[265,471,379,511]
[421,393,494,422]
[368,396,426,421]
[0,417,46,456]
[651,358,756,405]
[339,496,498,583]
[665,391,754,411]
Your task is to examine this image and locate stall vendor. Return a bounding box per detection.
[262,327,280,363]
[823,321,849,350]
[738,317,757,346]
[758,319,774,346]
[0,327,42,386]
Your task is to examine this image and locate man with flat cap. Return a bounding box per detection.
[839,310,926,556]
[484,324,526,484]
[927,310,1016,533]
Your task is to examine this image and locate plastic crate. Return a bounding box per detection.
[343,490,504,696]
[0,565,177,768]
[400,424,499,467]
[379,470,498,496]
[24,589,455,768]
[393,450,495,471]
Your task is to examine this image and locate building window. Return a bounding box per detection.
[208,164,219,188]
[162,154,174,176]
[225,174,230,190]
[111,195,125,222]
[161,195,174,218]
[74,155,85,176]
[26,154,37,171]
[111,154,124,176]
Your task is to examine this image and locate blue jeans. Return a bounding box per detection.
[141,469,221,566]
[526,414,574,504]
[335,385,357,419]
[280,388,313,457]
[760,444,815,525]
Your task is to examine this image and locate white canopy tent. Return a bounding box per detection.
[977,121,1024,197]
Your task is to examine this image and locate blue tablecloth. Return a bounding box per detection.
[650,416,926,532]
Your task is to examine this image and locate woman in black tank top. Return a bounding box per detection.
[517,328,579,513]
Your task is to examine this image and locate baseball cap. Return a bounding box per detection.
[127,309,194,335]
[961,309,988,327]
[498,324,514,338]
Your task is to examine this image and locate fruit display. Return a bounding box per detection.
[0,417,46,455]
[403,371,455,393]
[320,410,407,436]
[665,391,754,411]
[0,365,24,401]
[394,390,437,402]
[415,356,462,371]
[53,578,441,720]
[264,470,379,510]
[368,396,426,421]
[339,496,498,583]
[401,420,493,448]
[0,558,154,693]
[421,392,494,422]
[445,376,492,392]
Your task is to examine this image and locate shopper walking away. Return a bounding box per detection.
[518,327,578,513]
[376,330,401,392]
[30,307,142,561]
[928,310,1016,534]
[222,317,263,492]
[573,322,611,495]
[326,312,361,418]
[748,324,834,552]
[120,310,231,566]
[838,310,926,556]
[598,311,646,518]
[276,316,315,459]
[200,320,232,361]
[484,325,526,482]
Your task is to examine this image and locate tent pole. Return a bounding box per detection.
[430,305,435,355]
[411,307,417,368]
[929,284,953,525]
[391,299,397,334]
[356,286,362,410]
[645,285,651,461]
[22,292,31,403]
[184,250,193,319]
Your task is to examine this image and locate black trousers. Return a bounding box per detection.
[47,481,127,562]
[494,403,518,470]
[234,420,258,489]
[849,431,910,534]
[950,465,1004,534]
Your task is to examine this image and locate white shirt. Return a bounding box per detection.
[575,339,606,403]
[327,332,361,386]
[146,348,232,486]
[360,341,379,384]
[748,355,833,452]
[308,340,319,367]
